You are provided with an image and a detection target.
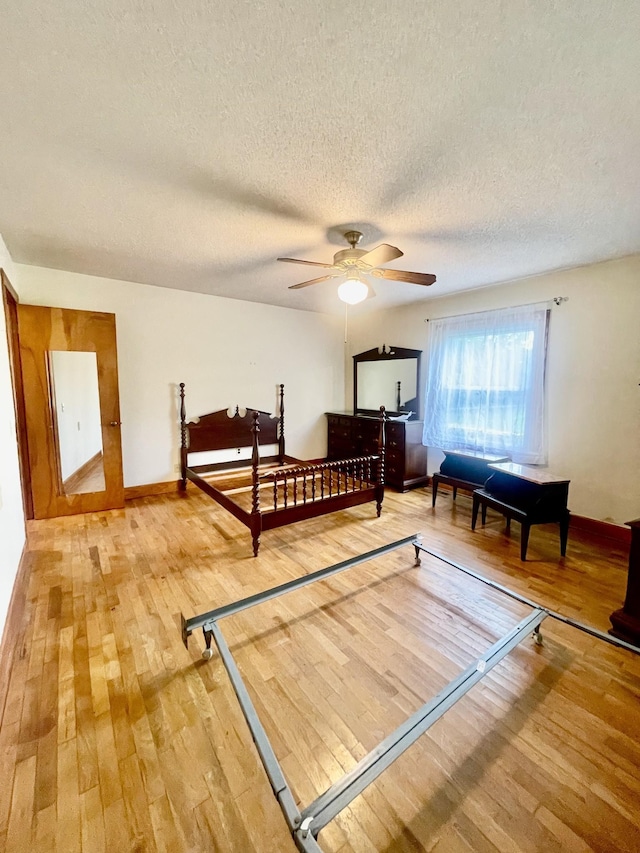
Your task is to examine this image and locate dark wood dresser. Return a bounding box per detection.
[326,412,428,492]
[610,519,640,647]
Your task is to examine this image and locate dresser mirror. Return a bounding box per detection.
[353,345,422,419]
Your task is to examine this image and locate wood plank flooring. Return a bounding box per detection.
[1,486,638,852]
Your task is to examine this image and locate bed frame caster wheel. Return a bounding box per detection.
[413,535,423,566]
[202,647,214,660]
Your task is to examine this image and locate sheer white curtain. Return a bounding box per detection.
[423,304,549,464]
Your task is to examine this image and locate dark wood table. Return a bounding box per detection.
[472,462,570,561]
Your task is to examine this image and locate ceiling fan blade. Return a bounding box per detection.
[288,274,340,290]
[358,243,404,268]
[375,268,437,286]
[278,257,335,268]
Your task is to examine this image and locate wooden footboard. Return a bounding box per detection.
[258,454,385,532]
[261,456,381,507]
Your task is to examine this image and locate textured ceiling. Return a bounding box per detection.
[1,1,639,314]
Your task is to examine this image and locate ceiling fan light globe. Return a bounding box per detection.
[338,278,368,305]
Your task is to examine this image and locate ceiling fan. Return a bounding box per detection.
[278,230,436,304]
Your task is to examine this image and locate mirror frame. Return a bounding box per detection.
[353,345,422,419]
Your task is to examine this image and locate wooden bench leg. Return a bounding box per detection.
[520,523,531,561]
[560,512,570,556]
[452,486,458,501]
[432,477,439,507]
[471,494,480,530]
[505,517,511,534]
[481,502,487,525]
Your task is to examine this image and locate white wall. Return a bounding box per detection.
[16,266,345,487]
[0,237,26,639]
[347,255,640,526]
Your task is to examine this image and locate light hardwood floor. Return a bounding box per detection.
[1,486,639,852]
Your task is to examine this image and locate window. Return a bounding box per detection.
[422,304,549,464]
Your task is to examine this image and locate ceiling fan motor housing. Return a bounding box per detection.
[332,231,367,266]
[333,248,368,266]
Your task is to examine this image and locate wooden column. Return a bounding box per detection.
[278,383,285,463]
[179,382,187,490]
[609,518,640,647]
[375,406,386,517]
[250,411,262,557]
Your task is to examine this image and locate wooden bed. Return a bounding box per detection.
[179,383,385,556]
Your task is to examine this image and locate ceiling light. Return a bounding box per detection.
[337,273,369,305]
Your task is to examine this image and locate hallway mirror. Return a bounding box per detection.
[49,350,106,495]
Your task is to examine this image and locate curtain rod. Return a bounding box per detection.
[423,296,568,322]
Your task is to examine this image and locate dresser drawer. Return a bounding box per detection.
[327,415,352,430]
[360,441,381,457]
[385,423,406,452]
[354,421,380,442]
[328,444,353,461]
[385,459,402,487]
[328,423,351,442]
[386,448,404,467]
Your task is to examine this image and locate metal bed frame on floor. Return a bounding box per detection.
[180,536,639,853]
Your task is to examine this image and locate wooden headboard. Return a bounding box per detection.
[186,407,279,452]
[179,383,284,455]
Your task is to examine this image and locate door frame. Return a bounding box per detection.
[18,304,124,518]
[1,269,32,520]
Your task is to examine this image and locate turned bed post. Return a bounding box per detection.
[250,411,262,556]
[376,406,386,516]
[179,382,187,490]
[278,383,285,464]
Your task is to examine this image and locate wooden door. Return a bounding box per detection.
[2,271,32,519]
[18,305,124,518]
